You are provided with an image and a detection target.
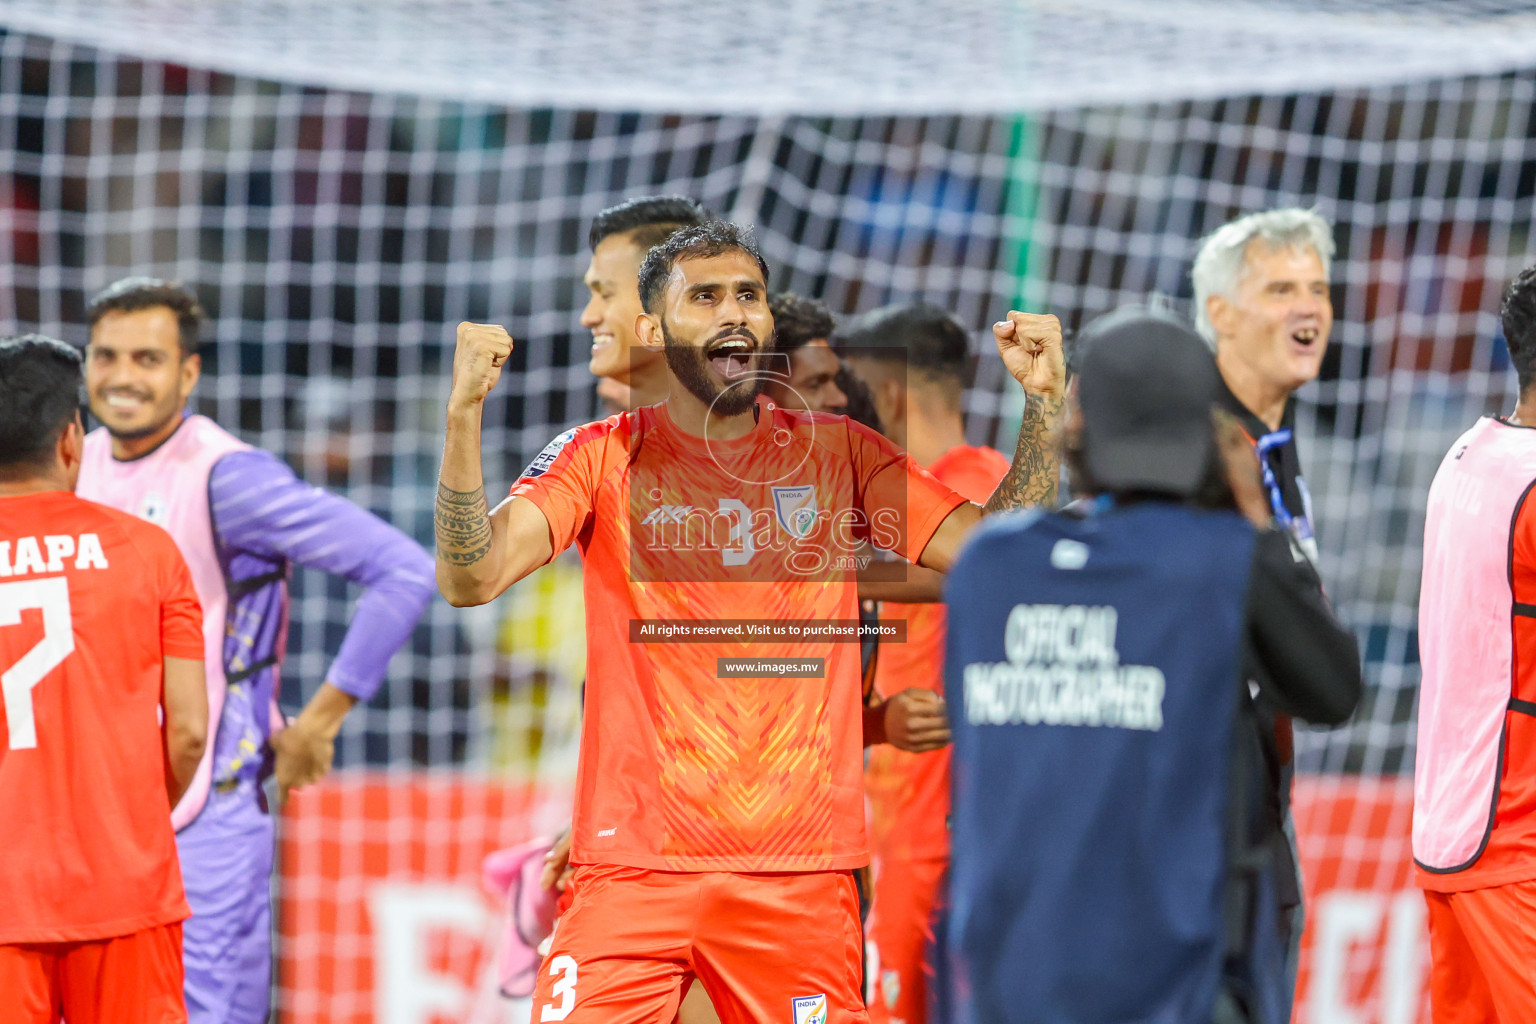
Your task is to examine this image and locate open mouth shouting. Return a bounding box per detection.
[706,333,758,380]
[1290,326,1321,349]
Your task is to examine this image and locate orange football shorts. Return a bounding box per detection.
[532,864,868,1024]
[1425,879,1536,1024]
[0,920,185,1024]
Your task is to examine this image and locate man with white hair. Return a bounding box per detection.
[1192,207,1333,563]
[1191,208,1339,1002]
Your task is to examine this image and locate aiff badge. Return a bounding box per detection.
[791,994,828,1024]
[772,485,818,539]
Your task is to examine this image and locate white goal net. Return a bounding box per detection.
[3,3,1534,1019]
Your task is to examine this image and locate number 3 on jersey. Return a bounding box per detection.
[540,955,578,1021]
[0,577,75,750]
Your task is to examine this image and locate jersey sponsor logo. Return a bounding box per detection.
[0,534,111,577]
[520,428,577,480]
[635,500,755,567]
[641,504,695,525]
[791,994,828,1024]
[963,603,1165,731]
[771,485,818,539]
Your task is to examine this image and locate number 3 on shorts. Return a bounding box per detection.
[540,954,578,1022]
[0,577,74,750]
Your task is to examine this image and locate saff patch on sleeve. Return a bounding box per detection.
[791,994,828,1024]
[519,428,577,480]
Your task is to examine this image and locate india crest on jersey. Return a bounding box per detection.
[772,485,817,538]
[791,994,828,1024]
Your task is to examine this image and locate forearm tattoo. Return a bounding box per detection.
[985,393,1065,514]
[435,482,493,566]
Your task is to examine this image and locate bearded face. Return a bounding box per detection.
[662,317,768,416]
[649,248,777,418]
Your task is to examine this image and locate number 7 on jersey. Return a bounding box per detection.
[1,577,75,750]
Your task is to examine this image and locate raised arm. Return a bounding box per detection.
[437,322,556,607]
[983,312,1067,514]
[916,312,1067,571]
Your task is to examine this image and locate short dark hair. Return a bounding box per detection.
[637,221,771,314]
[769,293,836,354]
[835,303,973,388]
[86,277,205,356]
[0,334,84,477]
[589,196,710,255]
[835,361,884,435]
[1502,265,1536,394]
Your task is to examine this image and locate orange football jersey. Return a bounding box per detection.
[510,398,966,871]
[0,490,203,943]
[865,444,1010,862]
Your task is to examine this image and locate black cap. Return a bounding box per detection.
[1076,306,1217,497]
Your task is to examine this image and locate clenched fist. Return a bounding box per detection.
[994,311,1066,399]
[884,687,951,752]
[450,321,514,410]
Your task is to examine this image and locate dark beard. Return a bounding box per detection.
[661,321,763,417]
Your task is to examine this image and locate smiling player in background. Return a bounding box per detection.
[761,292,849,415]
[76,277,435,1024]
[584,196,710,414]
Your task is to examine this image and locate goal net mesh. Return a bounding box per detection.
[2,5,1534,1018]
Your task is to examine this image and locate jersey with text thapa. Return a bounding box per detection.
[510,398,966,871]
[0,490,203,943]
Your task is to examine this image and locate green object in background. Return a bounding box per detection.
[1005,113,1041,310]
[994,113,1041,449]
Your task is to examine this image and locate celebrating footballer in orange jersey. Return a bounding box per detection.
[435,221,1065,1024]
